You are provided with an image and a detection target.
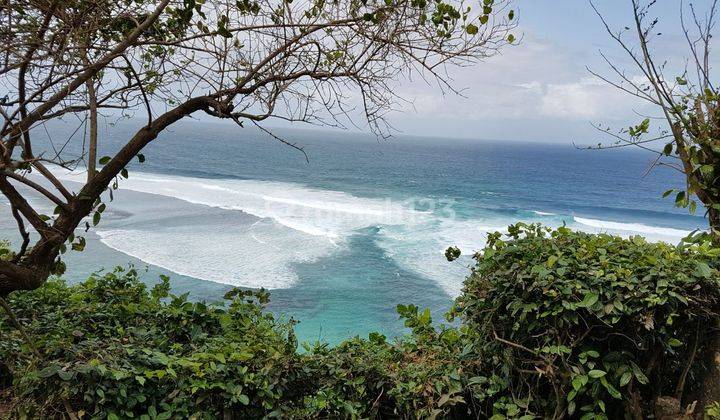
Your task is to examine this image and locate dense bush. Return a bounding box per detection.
[0,268,486,419]
[0,268,303,419]
[1,224,720,419]
[455,223,720,419]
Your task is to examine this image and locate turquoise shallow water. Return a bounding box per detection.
[0,120,707,344]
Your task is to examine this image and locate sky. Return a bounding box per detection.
[384,0,718,143]
[83,0,718,145]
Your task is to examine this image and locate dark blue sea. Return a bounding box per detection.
[0,119,706,343]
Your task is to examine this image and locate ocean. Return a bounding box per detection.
[0,119,706,343]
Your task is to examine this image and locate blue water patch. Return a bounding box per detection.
[272,227,451,344]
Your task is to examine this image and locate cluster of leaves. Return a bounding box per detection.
[0,267,492,419]
[621,78,720,234]
[1,268,302,419]
[663,85,720,221]
[2,224,720,419]
[628,94,720,223]
[455,223,720,419]
[0,239,11,261]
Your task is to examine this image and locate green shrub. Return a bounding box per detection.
[707,401,720,419]
[1,267,485,419]
[2,225,720,419]
[298,308,492,419]
[455,223,720,419]
[0,239,10,261]
[1,267,302,419]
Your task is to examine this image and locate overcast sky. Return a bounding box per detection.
[384,0,718,144]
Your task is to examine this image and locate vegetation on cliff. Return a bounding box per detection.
[2,224,719,419]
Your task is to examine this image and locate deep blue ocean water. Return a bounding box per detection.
[0,119,706,343]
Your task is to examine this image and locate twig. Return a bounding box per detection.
[10,205,29,263]
[493,331,539,356]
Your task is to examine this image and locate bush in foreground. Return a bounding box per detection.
[0,269,302,419]
[455,224,720,418]
[1,224,720,419]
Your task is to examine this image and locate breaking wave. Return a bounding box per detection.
[45,169,696,295]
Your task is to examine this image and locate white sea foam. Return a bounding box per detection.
[376,219,507,297]
[573,216,691,240]
[532,210,556,216]
[45,169,697,295]
[96,218,336,289]
[53,170,421,239]
[51,169,428,289]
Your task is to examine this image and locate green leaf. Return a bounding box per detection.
[663,143,673,155]
[567,389,577,402]
[600,377,622,399]
[700,164,714,178]
[620,371,632,387]
[466,24,478,35]
[445,246,461,261]
[57,370,74,381]
[572,374,588,391]
[547,255,558,268]
[631,363,649,384]
[588,369,606,379]
[668,338,683,347]
[138,154,146,163]
[217,26,232,38]
[93,212,101,226]
[578,293,599,308]
[37,364,60,378]
[99,156,111,165]
[238,394,250,405]
[675,191,687,206]
[694,262,713,278]
[507,33,515,43]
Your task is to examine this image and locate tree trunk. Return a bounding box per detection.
[0,363,10,389]
[0,95,217,295]
[85,76,98,182]
[709,206,720,242]
[690,327,720,417]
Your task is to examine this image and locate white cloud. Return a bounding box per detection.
[538,77,642,119]
[395,37,649,122]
